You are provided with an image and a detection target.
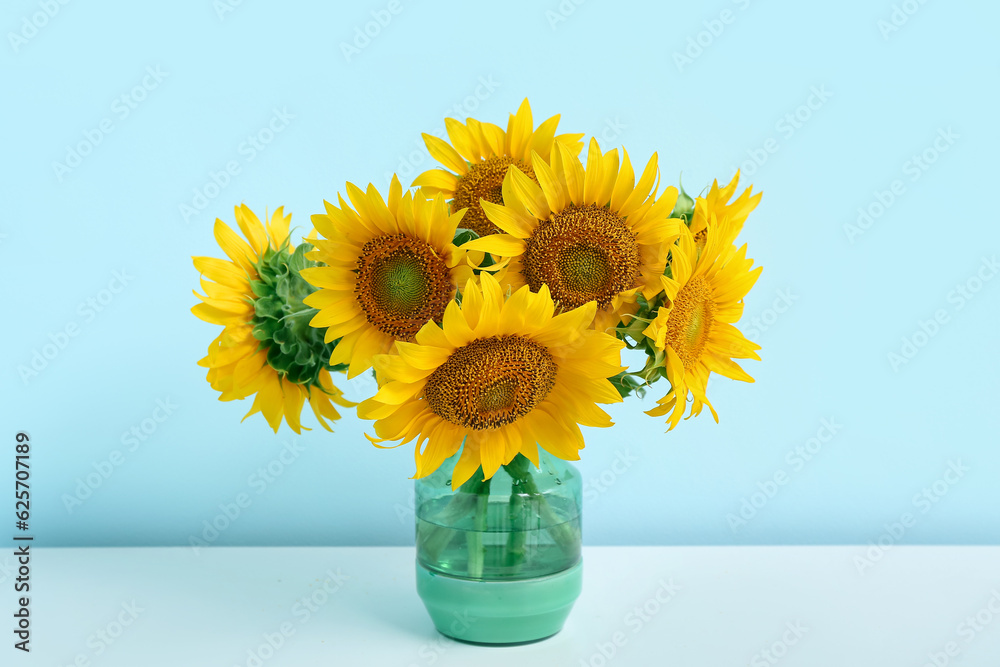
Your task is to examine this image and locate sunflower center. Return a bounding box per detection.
[664,276,716,369]
[424,335,557,430]
[522,204,639,309]
[355,234,452,341]
[452,156,536,237]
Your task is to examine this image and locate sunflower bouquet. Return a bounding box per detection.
[191,98,761,639]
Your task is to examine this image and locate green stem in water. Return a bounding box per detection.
[416,470,490,567]
[505,478,528,569]
[502,456,580,561]
[466,477,491,579]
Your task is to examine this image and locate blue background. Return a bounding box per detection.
[3,0,998,548]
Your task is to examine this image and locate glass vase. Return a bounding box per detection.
[414,449,583,644]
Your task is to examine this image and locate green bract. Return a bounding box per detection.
[249,242,347,386]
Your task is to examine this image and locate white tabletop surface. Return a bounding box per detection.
[10,545,1000,666]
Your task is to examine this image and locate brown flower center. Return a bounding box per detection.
[424,335,557,430]
[452,156,536,236]
[355,234,452,341]
[521,204,639,309]
[664,276,716,369]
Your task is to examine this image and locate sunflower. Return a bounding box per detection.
[301,176,472,379]
[192,205,354,433]
[642,216,762,430]
[689,171,761,250]
[461,139,682,333]
[357,273,625,487]
[412,98,584,237]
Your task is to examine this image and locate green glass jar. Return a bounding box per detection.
[415,449,583,644]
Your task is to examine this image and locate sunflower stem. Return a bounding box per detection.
[504,470,528,571]
[502,456,580,560]
[467,479,490,579]
[416,471,491,567]
[416,492,479,564]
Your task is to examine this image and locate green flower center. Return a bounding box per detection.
[355,234,453,341]
[522,203,639,309]
[370,253,430,315]
[558,245,610,295]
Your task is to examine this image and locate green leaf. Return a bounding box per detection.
[453,228,480,246]
[608,371,646,399]
[670,173,696,223]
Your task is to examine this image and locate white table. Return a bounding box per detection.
[12,546,1000,666]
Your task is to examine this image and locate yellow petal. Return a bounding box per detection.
[505,164,550,219]
[444,118,479,162]
[450,438,481,489]
[192,256,248,289]
[531,150,568,213]
[620,153,658,217]
[610,150,636,212]
[528,115,559,159]
[554,142,585,203]
[461,234,526,258]
[234,204,268,257]
[583,138,605,205]
[506,98,532,160]
[423,133,468,174]
[480,200,534,238]
[412,168,459,193]
[477,431,505,480]
[395,341,451,371]
[213,220,257,271]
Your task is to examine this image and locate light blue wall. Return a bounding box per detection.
[3,0,998,548]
